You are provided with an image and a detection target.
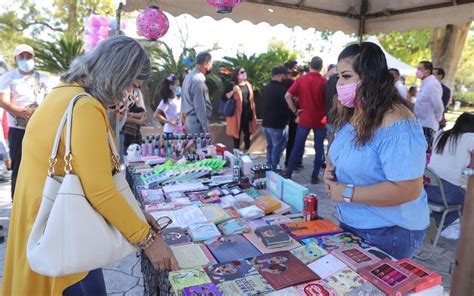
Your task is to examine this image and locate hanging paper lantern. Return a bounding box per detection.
[136,6,169,40]
[206,0,243,13]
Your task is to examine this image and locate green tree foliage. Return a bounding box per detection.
[32,33,84,74]
[454,36,474,88]
[378,29,432,66]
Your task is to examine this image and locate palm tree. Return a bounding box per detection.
[32,33,84,74]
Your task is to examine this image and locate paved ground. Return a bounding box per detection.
[0,110,463,294]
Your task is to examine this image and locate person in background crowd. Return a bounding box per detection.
[2,35,178,296]
[324,64,337,79]
[224,67,257,151]
[414,61,443,148]
[181,52,213,135]
[0,44,49,199]
[408,86,417,104]
[283,60,302,169]
[154,74,184,137]
[325,42,429,259]
[433,67,451,129]
[285,56,327,184]
[183,48,196,71]
[262,66,291,170]
[121,89,147,150]
[389,68,408,100]
[426,112,474,227]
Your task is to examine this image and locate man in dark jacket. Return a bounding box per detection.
[262,66,291,170]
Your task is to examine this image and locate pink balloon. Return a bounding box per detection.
[99,15,109,27]
[88,15,102,27]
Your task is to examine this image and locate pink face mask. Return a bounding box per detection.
[336,82,358,108]
[416,70,424,79]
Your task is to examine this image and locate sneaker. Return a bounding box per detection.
[0,168,11,180]
[311,176,320,184]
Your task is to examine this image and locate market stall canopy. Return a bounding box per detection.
[116,0,474,35]
[366,36,417,76]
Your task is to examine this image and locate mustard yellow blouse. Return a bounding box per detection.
[1,83,150,295]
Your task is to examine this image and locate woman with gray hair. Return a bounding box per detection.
[2,35,178,295]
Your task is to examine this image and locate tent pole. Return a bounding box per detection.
[115,2,123,36]
[358,0,368,44]
[451,152,474,295]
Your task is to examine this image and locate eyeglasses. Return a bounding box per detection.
[156,216,173,232]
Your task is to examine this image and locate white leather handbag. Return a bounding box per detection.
[27,93,146,277]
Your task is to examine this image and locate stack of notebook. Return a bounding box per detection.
[254,225,292,249]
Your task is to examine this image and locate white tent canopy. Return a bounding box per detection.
[116,0,474,35]
[366,36,417,76]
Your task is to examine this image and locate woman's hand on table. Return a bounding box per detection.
[144,236,179,272]
[143,211,161,231]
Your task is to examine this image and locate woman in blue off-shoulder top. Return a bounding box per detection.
[324,42,429,259]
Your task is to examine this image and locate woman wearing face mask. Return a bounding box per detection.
[154,74,184,137]
[324,42,429,260]
[224,67,257,150]
[2,36,178,295]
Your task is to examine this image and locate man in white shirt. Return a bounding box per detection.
[389,68,408,100]
[0,44,49,199]
[414,61,443,148]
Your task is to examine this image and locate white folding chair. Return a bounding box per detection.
[416,167,463,260]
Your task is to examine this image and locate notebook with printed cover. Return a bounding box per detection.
[199,204,232,224]
[290,241,328,264]
[168,267,212,296]
[250,251,320,290]
[243,231,301,254]
[273,199,292,214]
[175,205,208,228]
[204,234,261,263]
[223,207,241,219]
[244,187,263,199]
[182,283,222,296]
[294,280,337,296]
[150,210,181,228]
[159,227,191,245]
[217,274,273,295]
[266,170,284,199]
[170,243,217,269]
[188,222,222,242]
[265,287,300,296]
[206,259,258,284]
[307,254,347,279]
[303,232,371,251]
[255,195,281,214]
[282,219,343,239]
[261,214,294,225]
[323,267,385,296]
[255,225,291,248]
[217,218,249,235]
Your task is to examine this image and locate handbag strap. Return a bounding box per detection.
[48,93,121,176]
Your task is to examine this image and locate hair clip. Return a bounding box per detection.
[166,74,175,81]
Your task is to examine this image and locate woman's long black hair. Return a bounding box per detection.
[159,74,178,104]
[434,112,474,154]
[332,42,408,145]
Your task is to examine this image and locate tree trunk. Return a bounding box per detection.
[431,22,471,88]
[64,0,78,35]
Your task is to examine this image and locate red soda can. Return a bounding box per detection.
[304,194,318,221]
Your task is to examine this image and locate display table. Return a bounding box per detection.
[125,158,443,296]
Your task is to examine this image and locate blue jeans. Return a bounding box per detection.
[286,125,326,178]
[63,269,107,296]
[425,179,465,226]
[341,223,426,260]
[263,126,288,169]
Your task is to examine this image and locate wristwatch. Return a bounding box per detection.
[343,184,355,203]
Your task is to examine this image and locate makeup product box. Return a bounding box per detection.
[240,155,253,176]
[332,246,381,272]
[396,259,442,293]
[359,259,418,296]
